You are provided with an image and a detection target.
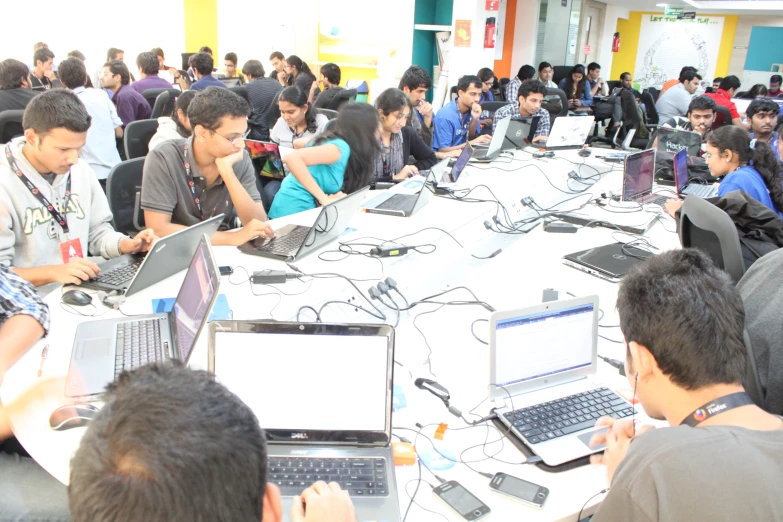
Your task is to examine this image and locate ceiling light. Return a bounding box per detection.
[656,3,668,6]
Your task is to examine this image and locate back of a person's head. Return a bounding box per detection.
[0,58,31,90]
[68,362,268,522]
[104,60,130,86]
[187,86,249,130]
[242,59,265,79]
[719,75,741,92]
[58,57,88,90]
[398,65,432,91]
[688,95,716,114]
[151,47,164,60]
[136,52,160,76]
[107,47,124,61]
[191,53,214,76]
[286,55,311,76]
[23,89,91,135]
[175,89,197,114]
[617,248,746,390]
[457,74,481,93]
[33,41,48,51]
[517,65,536,81]
[747,98,780,120]
[518,79,545,98]
[320,62,341,85]
[67,50,86,62]
[33,47,54,66]
[199,46,213,55]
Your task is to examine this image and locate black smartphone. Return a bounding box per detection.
[432,480,491,521]
[488,472,549,509]
[219,266,233,276]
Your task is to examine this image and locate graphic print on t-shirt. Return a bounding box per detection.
[22,194,85,237]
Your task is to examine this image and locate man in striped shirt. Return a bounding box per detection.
[493,79,550,144]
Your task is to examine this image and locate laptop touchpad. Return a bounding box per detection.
[75,339,111,360]
[577,426,609,450]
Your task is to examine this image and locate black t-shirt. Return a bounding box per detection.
[313,86,344,109]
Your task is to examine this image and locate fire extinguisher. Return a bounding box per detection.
[485,17,496,49]
[612,32,621,53]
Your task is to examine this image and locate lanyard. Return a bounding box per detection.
[182,141,222,221]
[5,143,72,236]
[680,392,755,427]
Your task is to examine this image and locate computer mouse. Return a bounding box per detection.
[49,403,100,431]
[61,289,93,306]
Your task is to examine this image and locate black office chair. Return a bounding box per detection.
[606,80,620,94]
[106,157,146,236]
[141,88,179,117]
[267,91,281,131]
[0,110,24,144]
[552,66,572,87]
[499,78,510,101]
[316,108,338,120]
[640,91,659,126]
[123,119,159,160]
[150,91,170,119]
[613,90,649,150]
[679,195,746,284]
[326,89,357,111]
[545,88,569,119]
[449,85,459,102]
[229,85,249,103]
[480,101,511,113]
[645,86,660,102]
[713,105,733,129]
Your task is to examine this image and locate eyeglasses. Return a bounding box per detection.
[703,152,713,160]
[211,130,245,146]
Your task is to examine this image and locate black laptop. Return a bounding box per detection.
[502,116,540,150]
[563,242,651,283]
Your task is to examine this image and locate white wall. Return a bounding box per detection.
[727,15,783,78]
[448,0,499,86]
[511,0,540,76]
[597,5,629,80]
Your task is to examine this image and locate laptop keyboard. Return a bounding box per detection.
[684,184,715,198]
[114,319,166,376]
[257,226,310,255]
[377,193,413,212]
[268,457,388,497]
[502,388,636,445]
[92,260,141,287]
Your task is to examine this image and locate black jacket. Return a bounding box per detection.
[377,126,437,182]
[710,190,783,267]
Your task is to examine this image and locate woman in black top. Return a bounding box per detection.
[375,88,438,181]
[284,55,317,95]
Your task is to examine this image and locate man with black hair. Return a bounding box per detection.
[58,57,123,186]
[586,62,607,97]
[191,52,226,92]
[0,59,38,131]
[99,60,151,126]
[66,50,94,88]
[537,61,561,114]
[660,66,696,96]
[505,64,535,103]
[222,52,244,84]
[131,52,172,94]
[655,69,702,122]
[92,47,125,92]
[748,98,782,161]
[399,65,434,147]
[29,47,55,91]
[0,90,156,288]
[769,74,781,98]
[199,46,213,56]
[269,51,286,82]
[589,248,783,522]
[312,63,343,109]
[492,79,550,143]
[705,75,745,128]
[69,362,357,522]
[141,87,274,246]
[242,60,283,141]
[653,95,715,155]
[432,75,492,152]
[712,77,723,91]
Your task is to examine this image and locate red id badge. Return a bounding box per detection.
[59,238,84,263]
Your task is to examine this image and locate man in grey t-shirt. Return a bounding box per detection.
[655,70,701,122]
[141,87,275,246]
[587,249,783,522]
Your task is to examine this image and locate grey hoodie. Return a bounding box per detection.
[0,137,126,270]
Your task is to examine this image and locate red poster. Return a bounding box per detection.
[455,20,472,48]
[485,0,499,10]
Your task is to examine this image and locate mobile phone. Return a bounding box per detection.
[488,473,549,509]
[432,480,491,521]
[219,266,233,276]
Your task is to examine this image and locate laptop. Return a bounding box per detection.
[470,116,510,162]
[544,116,595,151]
[219,78,242,87]
[491,296,637,466]
[621,149,667,207]
[673,148,719,199]
[79,214,223,297]
[655,126,702,157]
[503,116,540,150]
[238,186,368,261]
[436,144,471,190]
[563,242,651,283]
[208,320,400,521]
[363,163,443,217]
[66,235,220,397]
[246,139,285,179]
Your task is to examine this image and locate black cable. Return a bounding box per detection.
[577,489,608,521]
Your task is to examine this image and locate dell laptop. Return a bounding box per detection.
[208,320,400,521]
[470,116,510,162]
[545,116,595,151]
[66,234,220,397]
[673,148,719,199]
[238,186,368,261]
[363,164,443,217]
[621,149,667,207]
[490,296,636,466]
[563,242,651,283]
[80,214,223,297]
[503,116,540,150]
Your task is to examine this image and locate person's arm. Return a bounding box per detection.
[406,128,438,171]
[215,151,267,225]
[468,103,482,140]
[140,147,183,238]
[581,86,594,107]
[107,93,124,138]
[590,79,600,96]
[0,264,48,373]
[432,116,461,152]
[143,211,187,238]
[417,102,434,129]
[531,111,551,143]
[282,143,344,205]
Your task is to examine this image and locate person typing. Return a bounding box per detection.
[431,75,492,153]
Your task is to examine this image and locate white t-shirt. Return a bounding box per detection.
[270,113,329,148]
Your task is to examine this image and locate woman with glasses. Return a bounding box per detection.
[270,86,329,149]
[268,103,380,218]
[374,88,437,182]
[558,64,593,110]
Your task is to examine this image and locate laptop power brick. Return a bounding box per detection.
[251,270,287,284]
[543,221,578,234]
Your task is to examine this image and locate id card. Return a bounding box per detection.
[59,238,84,263]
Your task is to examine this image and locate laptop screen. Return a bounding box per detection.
[674,148,688,194]
[449,143,472,182]
[622,149,656,200]
[488,116,511,155]
[296,186,367,259]
[172,239,218,362]
[493,302,595,388]
[212,330,390,433]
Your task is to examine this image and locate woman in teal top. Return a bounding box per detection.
[269,103,380,218]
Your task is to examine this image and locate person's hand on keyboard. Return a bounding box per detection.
[227,219,276,246]
[394,165,418,180]
[120,228,158,254]
[664,199,683,218]
[52,258,101,285]
[291,481,357,522]
[589,416,655,485]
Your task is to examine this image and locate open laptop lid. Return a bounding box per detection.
[486,116,511,156]
[208,321,395,446]
[124,214,224,297]
[246,140,285,179]
[504,116,540,149]
[293,185,369,259]
[168,234,220,365]
[489,296,599,402]
[655,126,702,157]
[440,143,472,186]
[547,116,595,148]
[621,148,656,201]
[673,148,688,196]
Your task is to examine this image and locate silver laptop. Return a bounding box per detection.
[545,116,595,151]
[66,235,220,397]
[238,186,368,261]
[79,214,223,296]
[363,164,443,217]
[208,320,400,521]
[673,148,719,199]
[470,116,510,162]
[436,144,471,190]
[490,296,636,466]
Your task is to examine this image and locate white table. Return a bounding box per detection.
[1,148,681,521]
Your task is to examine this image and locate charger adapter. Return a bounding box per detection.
[251,270,287,284]
[370,245,410,257]
[544,221,578,234]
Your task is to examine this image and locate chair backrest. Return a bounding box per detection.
[499,78,510,101]
[480,101,511,113]
[229,85,249,103]
[150,91,170,119]
[449,85,459,102]
[640,91,659,125]
[326,89,358,111]
[106,157,146,235]
[545,88,569,118]
[680,195,746,283]
[141,88,179,117]
[316,108,339,120]
[123,119,159,159]
[552,66,572,87]
[713,104,733,129]
[0,110,25,144]
[645,86,660,102]
[607,80,620,94]
[267,91,281,131]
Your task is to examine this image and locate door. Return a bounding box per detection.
[579,1,605,66]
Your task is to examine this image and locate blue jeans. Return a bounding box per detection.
[0,452,70,521]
